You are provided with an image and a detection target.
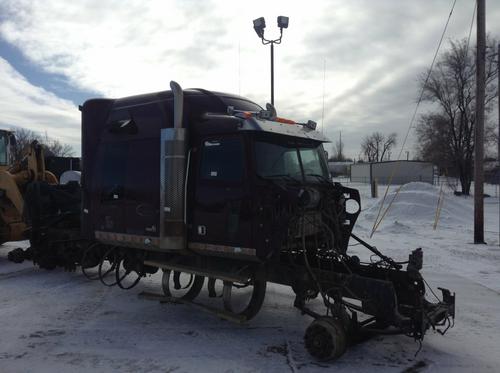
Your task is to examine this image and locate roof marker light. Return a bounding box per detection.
[275,117,296,125]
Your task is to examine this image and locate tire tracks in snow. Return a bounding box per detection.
[0,267,35,281]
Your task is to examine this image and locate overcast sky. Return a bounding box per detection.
[0,0,499,158]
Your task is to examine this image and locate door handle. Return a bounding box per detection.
[197,225,207,236]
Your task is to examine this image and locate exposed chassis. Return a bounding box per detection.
[139,238,455,360]
[7,180,456,362]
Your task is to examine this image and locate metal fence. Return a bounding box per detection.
[350,176,434,184]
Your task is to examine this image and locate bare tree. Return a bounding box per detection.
[11,127,74,161]
[417,38,498,195]
[40,132,74,158]
[416,114,455,174]
[360,132,397,162]
[11,128,37,161]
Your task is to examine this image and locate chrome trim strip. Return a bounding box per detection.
[239,117,330,142]
[95,230,160,247]
[188,242,256,256]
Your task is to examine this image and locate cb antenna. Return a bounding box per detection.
[321,59,326,134]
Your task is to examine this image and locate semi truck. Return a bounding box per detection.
[8,82,455,361]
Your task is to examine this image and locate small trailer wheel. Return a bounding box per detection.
[304,317,347,361]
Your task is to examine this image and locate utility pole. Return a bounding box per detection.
[498,43,500,246]
[474,0,485,244]
[339,131,342,160]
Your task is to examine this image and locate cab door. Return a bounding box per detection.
[188,134,253,251]
[93,141,129,233]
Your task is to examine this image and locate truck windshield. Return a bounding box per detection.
[255,139,329,182]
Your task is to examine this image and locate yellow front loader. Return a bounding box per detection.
[0,130,57,243]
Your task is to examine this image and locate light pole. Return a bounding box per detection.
[253,16,289,106]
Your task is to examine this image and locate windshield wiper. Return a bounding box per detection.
[306,173,332,184]
[265,174,300,182]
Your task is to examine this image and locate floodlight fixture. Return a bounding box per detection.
[277,16,289,29]
[252,15,289,106]
[253,17,266,38]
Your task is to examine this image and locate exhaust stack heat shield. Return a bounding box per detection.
[159,127,186,250]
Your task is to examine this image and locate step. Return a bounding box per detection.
[143,260,250,284]
[138,291,247,324]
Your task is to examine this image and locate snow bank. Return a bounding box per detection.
[362,182,472,228]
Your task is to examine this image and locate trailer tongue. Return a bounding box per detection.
[7,81,455,361]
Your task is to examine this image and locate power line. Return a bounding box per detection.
[399,0,457,160]
[370,0,457,237]
[466,1,476,55]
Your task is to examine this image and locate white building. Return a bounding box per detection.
[328,161,353,177]
[350,161,434,184]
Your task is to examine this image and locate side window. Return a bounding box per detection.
[106,109,132,132]
[199,137,244,182]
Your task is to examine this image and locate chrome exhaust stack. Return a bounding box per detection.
[159,81,187,250]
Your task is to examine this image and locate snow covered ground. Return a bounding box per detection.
[1,182,500,372]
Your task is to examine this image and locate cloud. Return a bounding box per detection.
[0,0,235,97]
[0,0,499,158]
[0,57,80,149]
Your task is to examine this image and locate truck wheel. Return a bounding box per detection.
[81,243,101,280]
[98,246,120,286]
[115,257,142,290]
[304,317,347,361]
[162,270,204,300]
